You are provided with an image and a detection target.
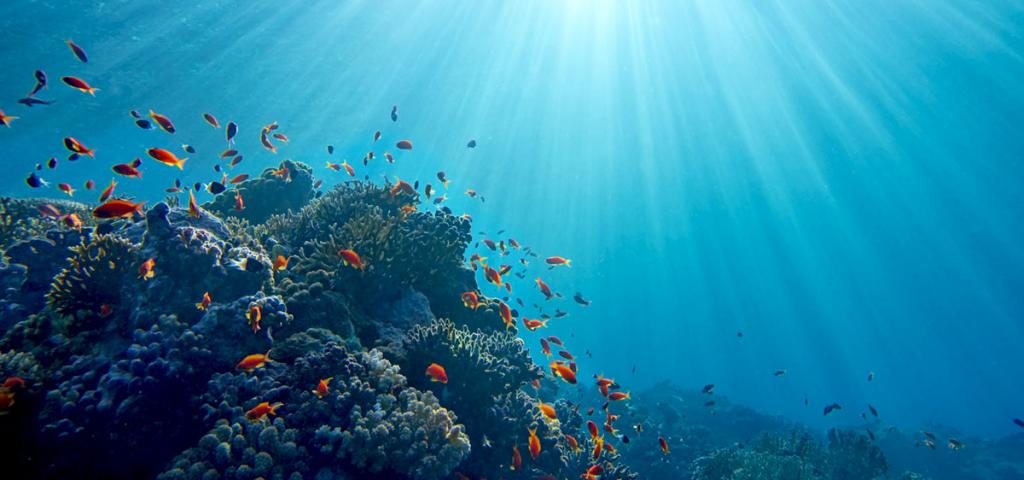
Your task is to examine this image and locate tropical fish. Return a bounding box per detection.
[112,161,142,178]
[565,434,581,452]
[313,377,333,398]
[247,305,262,333]
[63,137,96,157]
[147,148,187,169]
[234,189,245,211]
[196,292,212,310]
[272,255,289,271]
[260,131,277,153]
[17,97,54,107]
[824,403,842,416]
[497,300,514,329]
[187,190,201,218]
[546,256,571,267]
[98,179,117,202]
[535,278,554,300]
[28,69,47,96]
[92,199,145,219]
[773,370,787,377]
[484,265,503,286]
[538,401,558,421]
[342,160,355,176]
[66,39,88,62]
[384,152,394,163]
[207,181,226,194]
[608,392,630,401]
[1014,418,1024,429]
[522,318,547,331]
[229,174,249,184]
[390,105,398,122]
[659,436,670,454]
[37,204,62,218]
[437,171,449,188]
[592,435,603,461]
[327,145,334,154]
[548,336,564,346]
[336,249,365,271]
[528,428,541,459]
[582,465,603,480]
[558,350,574,360]
[0,390,14,414]
[540,338,551,357]
[57,183,75,196]
[61,76,98,95]
[702,384,715,394]
[226,121,238,144]
[869,404,878,417]
[389,177,414,196]
[245,401,283,422]
[138,258,156,280]
[461,291,483,309]
[2,377,25,390]
[425,363,448,384]
[203,112,220,128]
[867,372,875,382]
[135,119,152,129]
[511,445,521,471]
[550,361,577,384]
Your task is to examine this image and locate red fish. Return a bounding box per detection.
[147,110,175,133]
[195,291,212,310]
[389,177,414,196]
[550,361,577,384]
[396,139,412,150]
[461,291,483,309]
[112,162,142,178]
[260,132,277,153]
[592,435,604,461]
[326,161,342,172]
[342,160,355,177]
[548,336,564,346]
[0,390,14,413]
[587,420,599,440]
[484,265,502,286]
[565,434,581,452]
[608,391,631,401]
[203,113,220,128]
[535,278,554,300]
[66,39,88,62]
[63,137,96,157]
[92,199,145,219]
[511,445,522,471]
[338,249,366,271]
[228,174,249,184]
[147,148,187,169]
[235,350,272,371]
[425,363,448,384]
[247,305,262,333]
[234,189,245,211]
[245,401,283,422]
[85,179,95,190]
[659,436,670,454]
[188,190,200,218]
[58,183,75,196]
[545,256,571,267]
[540,338,551,357]
[313,377,333,398]
[220,149,238,159]
[497,300,514,329]
[522,318,548,331]
[2,377,26,390]
[272,133,289,142]
[528,427,541,459]
[138,258,156,280]
[558,350,574,361]
[61,76,98,95]
[0,110,18,127]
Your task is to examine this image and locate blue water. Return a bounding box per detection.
[3,0,1023,443]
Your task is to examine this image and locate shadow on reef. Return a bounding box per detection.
[1,163,1022,479]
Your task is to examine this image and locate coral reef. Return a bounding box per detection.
[204,160,316,224]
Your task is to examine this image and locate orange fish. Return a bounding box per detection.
[61,76,98,95]
[592,435,604,461]
[497,300,514,329]
[608,392,631,401]
[342,160,355,177]
[603,442,617,454]
[528,427,541,459]
[138,258,156,280]
[228,174,249,184]
[535,278,554,300]
[245,401,283,421]
[148,111,176,133]
[62,213,83,229]
[389,177,415,196]
[461,291,483,309]
[582,465,604,480]
[550,361,577,385]
[538,401,558,421]
[587,420,599,440]
[540,338,551,357]
[313,377,333,398]
[337,248,366,271]
[511,445,522,471]
[112,161,142,178]
[522,318,548,331]
[545,256,571,267]
[326,161,342,171]
[2,377,26,390]
[234,189,245,211]
[247,305,262,333]
[188,189,201,218]
[271,166,290,180]
[147,148,187,169]
[273,255,289,271]
[0,110,18,127]
[425,363,448,384]
[235,350,272,371]
[64,137,96,157]
[565,434,581,453]
[531,379,541,390]
[195,291,212,310]
[659,436,669,455]
[484,265,502,286]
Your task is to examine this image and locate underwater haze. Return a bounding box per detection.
[1,0,1024,479]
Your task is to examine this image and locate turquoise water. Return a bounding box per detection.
[3,0,1024,477]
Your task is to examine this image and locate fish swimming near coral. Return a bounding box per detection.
[235,350,272,372]
[425,363,448,384]
[245,401,283,422]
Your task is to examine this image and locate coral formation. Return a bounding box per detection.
[204,159,316,224]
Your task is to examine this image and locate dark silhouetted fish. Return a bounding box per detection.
[824,403,842,416]
[701,384,715,394]
[467,139,476,148]
[327,145,334,154]
[18,97,54,107]
[391,105,398,122]
[25,172,46,188]
[573,292,592,306]
[136,119,153,130]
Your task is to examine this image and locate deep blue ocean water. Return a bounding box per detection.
[2,0,1023,471]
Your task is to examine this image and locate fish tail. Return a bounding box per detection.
[176,158,188,169]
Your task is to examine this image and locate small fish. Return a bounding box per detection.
[57,183,75,196]
[396,139,412,150]
[461,291,483,309]
[659,436,670,454]
[867,372,875,382]
[260,132,277,153]
[28,69,47,96]
[390,105,398,122]
[425,363,448,384]
[61,76,99,95]
[195,292,212,310]
[99,179,117,202]
[522,318,548,331]
[17,97,54,107]
[182,144,196,154]
[537,401,558,421]
[467,139,476,148]
[85,179,95,190]
[63,137,96,157]
[207,182,226,195]
[337,248,366,270]
[226,121,238,144]
[540,338,551,357]
[147,148,187,169]
[869,404,878,417]
[148,111,176,133]
[37,204,62,218]
[384,151,394,163]
[535,278,554,300]
[702,384,715,394]
[436,171,449,188]
[188,190,201,218]
[497,301,514,329]
[773,370,787,377]
[824,403,842,416]
[313,377,333,398]
[947,438,965,450]
[234,189,245,211]
[112,161,142,178]
[230,155,244,167]
[245,401,283,422]
[527,427,541,459]
[546,256,571,267]
[247,305,262,333]
[66,39,88,62]
[565,434,581,452]
[213,164,222,173]
[135,119,153,130]
[129,110,142,119]
[373,130,381,142]
[47,157,58,169]
[327,145,334,154]
[592,435,604,461]
[92,199,145,219]
[2,377,26,390]
[62,212,83,229]
[203,113,220,128]
[342,160,355,176]
[549,361,577,384]
[511,445,522,471]
[138,258,156,280]
[272,255,289,271]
